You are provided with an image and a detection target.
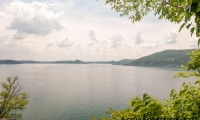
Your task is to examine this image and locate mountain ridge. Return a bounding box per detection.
[126,49,194,68]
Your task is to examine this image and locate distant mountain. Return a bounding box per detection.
[19,60,41,64]
[53,60,87,64]
[0,59,134,65]
[127,49,194,68]
[88,59,134,65]
[116,59,135,65]
[0,60,22,64]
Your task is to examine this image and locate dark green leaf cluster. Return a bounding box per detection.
[0,77,28,119]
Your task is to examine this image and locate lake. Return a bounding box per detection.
[0,64,197,120]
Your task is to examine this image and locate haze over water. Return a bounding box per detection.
[0,64,196,120]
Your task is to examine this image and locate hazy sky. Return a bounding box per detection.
[0,0,198,61]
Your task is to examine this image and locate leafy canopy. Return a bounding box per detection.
[106,0,200,45]
[0,77,28,119]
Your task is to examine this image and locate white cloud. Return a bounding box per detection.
[101,40,108,45]
[0,12,7,18]
[13,33,27,39]
[31,48,44,52]
[142,43,159,49]
[68,1,75,6]
[57,38,74,47]
[189,40,198,48]
[5,0,64,36]
[111,32,123,48]
[142,39,160,49]
[165,31,179,44]
[87,42,93,46]
[2,40,17,47]
[88,29,96,41]
[48,2,63,10]
[135,31,143,44]
[0,0,195,61]
[46,41,54,47]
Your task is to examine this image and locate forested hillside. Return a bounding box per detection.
[127,49,194,68]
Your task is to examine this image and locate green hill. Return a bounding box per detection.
[127,49,194,68]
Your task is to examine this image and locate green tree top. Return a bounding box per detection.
[106,0,200,43]
[0,77,28,119]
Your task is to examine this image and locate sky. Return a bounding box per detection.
[0,0,198,61]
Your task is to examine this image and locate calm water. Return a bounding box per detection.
[0,64,197,120]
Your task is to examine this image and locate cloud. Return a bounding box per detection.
[46,41,54,47]
[5,0,64,36]
[2,40,17,47]
[13,33,27,40]
[111,33,123,48]
[189,40,198,48]
[142,39,160,49]
[101,40,108,45]
[87,42,93,46]
[135,31,143,44]
[88,29,96,41]
[142,43,159,49]
[48,2,63,10]
[165,31,178,44]
[0,34,8,43]
[0,12,7,18]
[57,38,74,47]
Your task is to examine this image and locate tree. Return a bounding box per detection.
[105,0,200,45]
[0,77,28,119]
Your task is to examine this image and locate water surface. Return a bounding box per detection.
[0,64,196,120]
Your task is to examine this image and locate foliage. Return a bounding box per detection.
[174,48,200,77]
[106,0,200,45]
[0,77,28,119]
[127,49,193,68]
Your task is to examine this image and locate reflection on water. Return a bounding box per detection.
[0,64,196,120]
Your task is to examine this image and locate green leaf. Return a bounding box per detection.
[198,38,200,47]
[194,80,200,84]
[179,23,185,32]
[143,93,150,102]
[190,27,195,36]
[186,24,191,29]
[186,4,191,13]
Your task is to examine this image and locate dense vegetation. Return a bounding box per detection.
[127,49,194,68]
[0,77,28,119]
